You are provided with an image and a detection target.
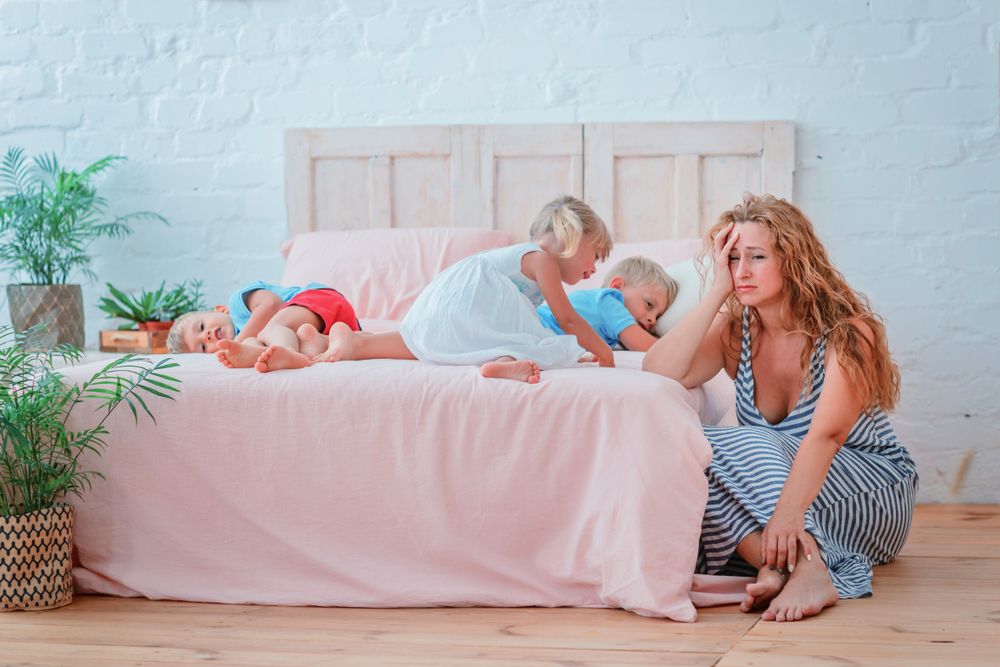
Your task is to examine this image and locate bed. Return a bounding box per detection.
[64,122,794,621]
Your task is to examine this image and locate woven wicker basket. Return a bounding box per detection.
[6,284,85,350]
[0,504,74,611]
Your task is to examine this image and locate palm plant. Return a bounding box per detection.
[0,324,181,516]
[0,146,167,285]
[98,280,206,328]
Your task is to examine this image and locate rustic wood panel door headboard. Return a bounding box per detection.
[285,122,794,241]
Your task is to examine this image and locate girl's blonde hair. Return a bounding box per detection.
[528,195,612,261]
[702,192,900,412]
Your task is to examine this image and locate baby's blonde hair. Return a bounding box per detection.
[602,256,678,309]
[166,311,200,353]
[528,195,612,261]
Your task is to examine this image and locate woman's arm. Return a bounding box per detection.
[642,222,739,386]
[762,328,872,573]
[233,289,283,342]
[524,252,615,367]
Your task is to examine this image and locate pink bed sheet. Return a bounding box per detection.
[62,348,746,621]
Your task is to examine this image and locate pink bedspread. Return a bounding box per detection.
[62,349,744,621]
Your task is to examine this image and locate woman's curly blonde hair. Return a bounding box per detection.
[701,193,900,412]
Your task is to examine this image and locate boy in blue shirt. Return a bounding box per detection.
[537,256,677,352]
[166,281,361,372]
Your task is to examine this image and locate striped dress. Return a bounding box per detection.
[701,310,918,598]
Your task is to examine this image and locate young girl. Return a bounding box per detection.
[316,195,615,383]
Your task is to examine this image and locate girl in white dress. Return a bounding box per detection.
[318,196,615,383]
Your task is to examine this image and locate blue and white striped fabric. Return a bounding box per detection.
[700,310,918,598]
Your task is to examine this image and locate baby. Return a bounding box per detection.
[537,256,677,352]
[166,281,361,372]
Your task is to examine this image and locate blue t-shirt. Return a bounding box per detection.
[227,281,327,334]
[536,288,637,348]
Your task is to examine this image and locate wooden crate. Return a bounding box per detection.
[99,329,169,354]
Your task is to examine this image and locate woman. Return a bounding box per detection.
[644,193,917,622]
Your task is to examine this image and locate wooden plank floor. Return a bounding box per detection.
[1,505,997,666]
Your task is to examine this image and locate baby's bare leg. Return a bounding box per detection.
[258,305,325,352]
[217,338,267,368]
[296,323,329,358]
[313,322,415,362]
[254,345,312,373]
[250,306,318,370]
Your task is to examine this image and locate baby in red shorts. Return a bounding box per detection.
[167,280,361,373]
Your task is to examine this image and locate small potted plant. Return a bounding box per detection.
[98,279,206,331]
[0,324,180,611]
[0,147,168,349]
[96,280,206,353]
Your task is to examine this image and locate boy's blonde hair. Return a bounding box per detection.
[602,256,678,308]
[166,312,200,353]
[528,195,612,261]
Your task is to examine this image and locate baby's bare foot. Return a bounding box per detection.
[312,322,357,363]
[481,359,540,383]
[761,557,838,622]
[217,339,263,368]
[254,345,311,373]
[741,566,788,613]
[296,323,328,358]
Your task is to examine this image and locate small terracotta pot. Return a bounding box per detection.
[137,321,173,332]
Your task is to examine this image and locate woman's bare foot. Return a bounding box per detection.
[761,556,838,622]
[254,345,311,373]
[481,359,540,383]
[312,322,357,363]
[296,323,328,358]
[741,566,788,613]
[216,339,265,368]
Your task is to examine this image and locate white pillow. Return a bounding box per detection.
[655,255,714,335]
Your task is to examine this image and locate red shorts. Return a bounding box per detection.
[282,288,360,334]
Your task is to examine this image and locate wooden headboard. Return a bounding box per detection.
[284,122,794,241]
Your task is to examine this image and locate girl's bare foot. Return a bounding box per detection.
[216,339,264,368]
[312,322,357,363]
[481,359,540,383]
[741,566,788,613]
[254,345,311,373]
[761,556,838,622]
[296,323,328,358]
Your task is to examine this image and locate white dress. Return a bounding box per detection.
[399,242,586,369]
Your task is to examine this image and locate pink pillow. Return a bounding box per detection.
[280,228,512,320]
[569,239,703,292]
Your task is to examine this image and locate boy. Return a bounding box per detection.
[166,281,361,372]
[537,256,677,352]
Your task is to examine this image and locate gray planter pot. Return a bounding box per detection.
[6,284,85,350]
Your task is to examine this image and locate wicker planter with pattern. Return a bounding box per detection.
[6,284,85,350]
[0,505,74,611]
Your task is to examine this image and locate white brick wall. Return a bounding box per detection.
[1,0,997,502]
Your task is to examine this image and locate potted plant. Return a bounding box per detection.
[0,324,180,610]
[96,280,205,353]
[98,279,206,331]
[0,147,168,350]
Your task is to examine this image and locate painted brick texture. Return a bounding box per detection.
[1,0,997,501]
